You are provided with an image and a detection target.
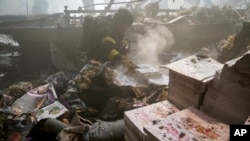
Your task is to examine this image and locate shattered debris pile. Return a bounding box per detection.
[11,84,58,116]
[0,59,171,141]
[6,82,33,99]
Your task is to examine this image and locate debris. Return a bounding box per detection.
[7,132,22,141]
[35,101,68,121]
[89,119,124,141]
[222,34,236,50]
[197,48,210,58]
[11,83,57,115]
[112,69,137,86]
[0,107,11,114]
[218,22,250,62]
[3,115,35,141]
[6,82,33,99]
[57,113,92,141]
[148,74,169,86]
[191,58,197,63]
[27,118,68,141]
[44,71,69,93]
[0,94,13,107]
[135,64,162,80]
[28,114,91,141]
[59,90,87,113]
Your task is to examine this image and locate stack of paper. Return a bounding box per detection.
[166,55,223,109]
[201,51,250,124]
[144,107,229,141]
[124,100,179,141]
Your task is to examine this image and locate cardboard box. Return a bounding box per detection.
[144,107,229,141]
[124,100,179,141]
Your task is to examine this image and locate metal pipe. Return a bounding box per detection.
[82,0,147,8]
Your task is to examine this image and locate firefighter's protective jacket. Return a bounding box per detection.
[83,15,123,62]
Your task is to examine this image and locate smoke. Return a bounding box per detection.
[0,0,27,15]
[0,0,83,15]
[130,25,175,67]
[47,0,83,14]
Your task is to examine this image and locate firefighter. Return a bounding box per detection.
[82,7,137,69]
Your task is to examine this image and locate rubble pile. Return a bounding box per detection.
[0,59,170,141]
[192,7,241,24]
[219,22,250,62]
[6,82,33,99]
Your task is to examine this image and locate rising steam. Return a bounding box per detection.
[130,25,175,67]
